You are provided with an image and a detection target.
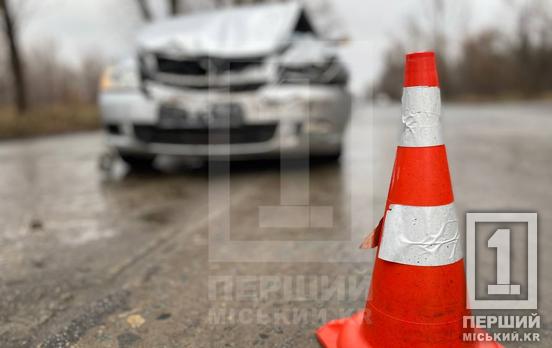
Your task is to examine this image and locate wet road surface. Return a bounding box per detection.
[1,102,551,347]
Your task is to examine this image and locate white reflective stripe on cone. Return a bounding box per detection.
[378,203,462,266]
[400,86,443,147]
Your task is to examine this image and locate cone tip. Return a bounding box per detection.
[404,51,439,87]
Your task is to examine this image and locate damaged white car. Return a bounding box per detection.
[99,2,351,168]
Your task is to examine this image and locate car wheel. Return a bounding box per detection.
[119,153,156,170]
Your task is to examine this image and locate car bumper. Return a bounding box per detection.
[99,85,351,158]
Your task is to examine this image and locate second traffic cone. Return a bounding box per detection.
[316,52,503,347]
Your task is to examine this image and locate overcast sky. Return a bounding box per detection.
[20,0,518,93]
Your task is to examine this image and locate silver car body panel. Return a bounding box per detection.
[100,84,351,158]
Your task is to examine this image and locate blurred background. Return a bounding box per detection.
[1,0,551,138]
[1,1,552,347]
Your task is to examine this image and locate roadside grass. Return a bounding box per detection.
[0,104,101,140]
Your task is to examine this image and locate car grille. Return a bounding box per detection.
[156,56,264,76]
[152,82,266,92]
[133,124,277,145]
[140,55,267,91]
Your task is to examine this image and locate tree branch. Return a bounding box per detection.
[135,0,152,21]
[169,0,179,15]
[1,0,28,114]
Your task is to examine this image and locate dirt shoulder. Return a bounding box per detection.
[0,104,100,140]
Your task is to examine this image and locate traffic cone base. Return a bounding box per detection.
[316,310,503,348]
[316,311,371,348]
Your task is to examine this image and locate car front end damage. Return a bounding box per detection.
[99,3,352,164]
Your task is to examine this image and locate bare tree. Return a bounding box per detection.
[375,42,406,100]
[169,0,179,15]
[135,0,180,20]
[0,0,28,113]
[135,0,153,21]
[79,53,105,104]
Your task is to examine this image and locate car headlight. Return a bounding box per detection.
[99,61,140,92]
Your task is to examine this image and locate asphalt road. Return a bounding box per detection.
[0,101,551,347]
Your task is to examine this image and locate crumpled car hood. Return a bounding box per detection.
[137,2,304,58]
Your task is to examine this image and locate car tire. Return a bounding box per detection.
[312,147,342,162]
[119,153,156,170]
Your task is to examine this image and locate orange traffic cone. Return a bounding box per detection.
[316,52,502,348]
